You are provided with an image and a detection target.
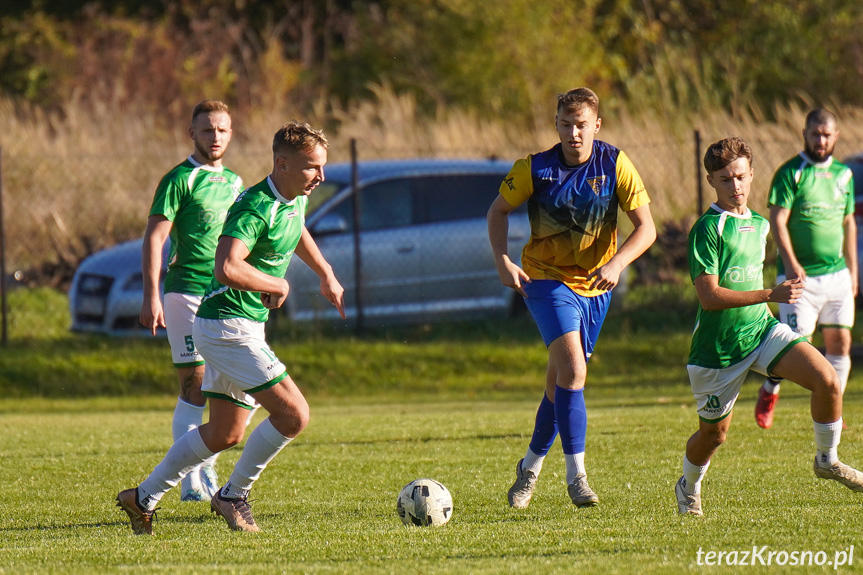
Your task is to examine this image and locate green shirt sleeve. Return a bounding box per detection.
[767,162,796,209]
[688,216,720,282]
[149,172,186,221]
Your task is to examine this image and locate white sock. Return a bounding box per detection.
[825,354,851,395]
[172,397,211,494]
[564,452,586,485]
[813,419,842,467]
[221,418,292,500]
[246,406,260,427]
[681,455,710,495]
[138,429,215,510]
[763,378,781,395]
[172,397,204,440]
[522,448,546,476]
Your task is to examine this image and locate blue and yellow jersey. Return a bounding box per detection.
[499,141,650,296]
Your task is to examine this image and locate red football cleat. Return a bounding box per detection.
[755,385,779,429]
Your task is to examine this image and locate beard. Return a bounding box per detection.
[804,140,835,163]
[194,140,224,162]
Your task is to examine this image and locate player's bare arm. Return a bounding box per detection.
[769,205,807,280]
[694,273,803,311]
[843,212,858,297]
[140,215,172,335]
[487,194,530,298]
[214,236,290,308]
[294,226,346,318]
[587,203,656,291]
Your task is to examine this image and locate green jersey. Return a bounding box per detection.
[150,157,244,295]
[197,176,307,323]
[688,205,778,369]
[769,153,855,277]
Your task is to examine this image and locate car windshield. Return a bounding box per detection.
[308,178,349,213]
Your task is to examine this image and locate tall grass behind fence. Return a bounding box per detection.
[3,87,863,285]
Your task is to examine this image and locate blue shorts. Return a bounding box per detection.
[523,279,612,360]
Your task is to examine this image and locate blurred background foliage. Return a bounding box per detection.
[1,0,862,125]
[2,0,863,286]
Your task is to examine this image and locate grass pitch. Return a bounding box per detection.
[2,287,863,572]
[2,385,863,574]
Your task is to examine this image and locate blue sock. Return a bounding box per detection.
[554,386,586,455]
[528,392,558,456]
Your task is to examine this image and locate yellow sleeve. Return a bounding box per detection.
[499,156,533,207]
[615,151,650,211]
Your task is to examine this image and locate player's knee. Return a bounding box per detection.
[555,366,586,389]
[703,426,727,450]
[272,400,309,437]
[289,401,310,435]
[821,371,842,400]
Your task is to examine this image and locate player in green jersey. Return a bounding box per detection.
[755,109,857,429]
[118,121,345,534]
[139,100,244,502]
[676,136,863,516]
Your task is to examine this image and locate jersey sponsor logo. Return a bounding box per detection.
[504,176,516,191]
[814,171,832,179]
[262,250,292,266]
[737,225,755,233]
[799,201,845,217]
[724,264,762,284]
[285,208,299,220]
[208,176,228,183]
[587,176,606,195]
[199,208,229,224]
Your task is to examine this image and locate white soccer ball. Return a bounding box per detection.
[396,478,453,527]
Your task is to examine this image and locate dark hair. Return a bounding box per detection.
[804,108,836,130]
[191,100,230,122]
[272,121,328,156]
[703,137,752,174]
[556,87,599,115]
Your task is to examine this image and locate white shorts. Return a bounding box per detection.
[687,323,806,423]
[164,292,204,367]
[193,316,287,409]
[777,269,855,336]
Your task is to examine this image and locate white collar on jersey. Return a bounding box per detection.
[187,155,225,172]
[798,151,834,169]
[709,203,752,219]
[266,176,298,205]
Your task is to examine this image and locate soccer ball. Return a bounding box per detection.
[396,478,453,527]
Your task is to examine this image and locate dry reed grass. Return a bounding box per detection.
[2,85,863,282]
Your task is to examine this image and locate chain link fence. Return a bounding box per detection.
[2,128,863,339]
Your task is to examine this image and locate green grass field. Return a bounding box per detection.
[2,287,863,573]
[3,390,863,574]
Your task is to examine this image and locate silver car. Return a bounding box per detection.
[68,158,528,334]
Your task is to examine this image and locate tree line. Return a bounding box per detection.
[1,0,861,122]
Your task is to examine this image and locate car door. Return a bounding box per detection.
[415,173,528,316]
[290,178,421,321]
[353,178,421,317]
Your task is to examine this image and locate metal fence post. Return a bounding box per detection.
[0,146,7,346]
[350,139,364,334]
[694,130,703,216]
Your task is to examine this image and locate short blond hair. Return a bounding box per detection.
[557,88,599,115]
[272,121,328,156]
[191,100,230,122]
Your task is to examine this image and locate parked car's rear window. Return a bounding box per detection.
[318,173,508,233]
[417,174,504,224]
